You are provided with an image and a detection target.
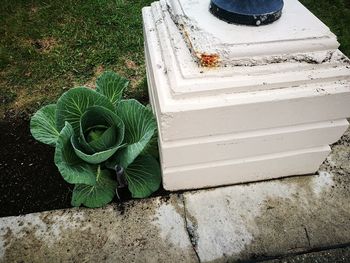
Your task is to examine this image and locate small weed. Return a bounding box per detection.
[0,88,17,104]
[124,76,149,105]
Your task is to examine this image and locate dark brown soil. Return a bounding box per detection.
[0,115,169,218]
[0,115,73,217]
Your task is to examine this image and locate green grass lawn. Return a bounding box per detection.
[300,0,350,54]
[1,0,349,119]
[0,0,153,117]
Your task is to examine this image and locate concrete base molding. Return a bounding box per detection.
[163,146,331,190]
[143,0,350,190]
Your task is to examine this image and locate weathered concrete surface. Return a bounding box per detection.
[0,195,197,263]
[167,0,339,66]
[183,126,350,262]
[266,246,350,263]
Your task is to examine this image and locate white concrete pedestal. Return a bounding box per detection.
[142,0,350,190]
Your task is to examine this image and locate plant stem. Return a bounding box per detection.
[96,165,101,182]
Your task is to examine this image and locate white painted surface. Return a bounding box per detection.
[161,120,348,168]
[143,6,350,141]
[142,0,350,190]
[167,0,338,62]
[146,46,350,141]
[148,2,349,97]
[162,146,330,190]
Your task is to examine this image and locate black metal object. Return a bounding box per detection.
[209,0,284,26]
[115,165,127,188]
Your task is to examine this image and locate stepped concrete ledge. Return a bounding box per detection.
[1,126,349,262]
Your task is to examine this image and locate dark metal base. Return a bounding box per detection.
[209,0,284,26]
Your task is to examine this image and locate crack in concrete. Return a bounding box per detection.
[180,194,201,263]
[304,227,311,248]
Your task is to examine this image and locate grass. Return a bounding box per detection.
[0,0,153,118]
[0,0,349,119]
[300,0,350,55]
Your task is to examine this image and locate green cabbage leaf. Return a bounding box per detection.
[30,71,161,208]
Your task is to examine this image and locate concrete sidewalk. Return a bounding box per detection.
[1,127,349,262]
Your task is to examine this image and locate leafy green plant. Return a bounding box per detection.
[30,71,161,208]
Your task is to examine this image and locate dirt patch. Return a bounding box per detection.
[0,116,73,217]
[30,6,38,14]
[30,37,58,53]
[82,65,104,89]
[124,59,138,70]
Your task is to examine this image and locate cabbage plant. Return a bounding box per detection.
[30,71,161,208]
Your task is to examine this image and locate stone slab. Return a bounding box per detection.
[161,119,348,168]
[182,128,350,262]
[0,196,197,263]
[162,145,330,190]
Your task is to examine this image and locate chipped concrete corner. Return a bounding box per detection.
[164,0,346,67]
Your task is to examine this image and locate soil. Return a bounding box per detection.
[0,115,73,217]
[0,115,169,218]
